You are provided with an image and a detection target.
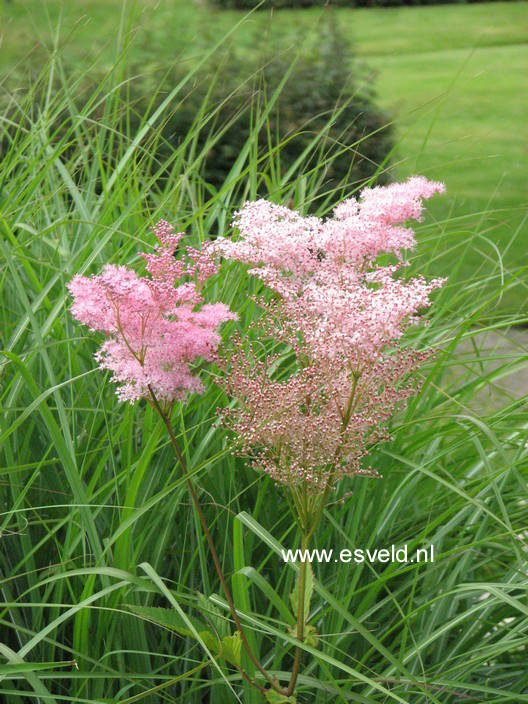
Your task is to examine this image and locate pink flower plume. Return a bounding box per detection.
[214,177,446,490]
[68,222,237,404]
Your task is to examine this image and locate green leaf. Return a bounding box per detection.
[126,605,243,668]
[264,690,297,704]
[236,566,296,626]
[195,592,230,639]
[219,632,242,668]
[0,661,76,675]
[289,561,314,624]
[288,623,319,649]
[125,605,220,654]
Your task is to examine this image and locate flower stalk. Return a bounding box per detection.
[69,178,447,702]
[215,178,447,698]
[148,386,283,696]
[285,529,310,697]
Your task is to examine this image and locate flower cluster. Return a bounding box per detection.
[215,177,446,491]
[68,221,236,404]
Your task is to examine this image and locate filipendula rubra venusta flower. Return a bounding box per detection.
[213,178,446,699]
[214,177,446,502]
[68,223,293,698]
[68,221,237,406]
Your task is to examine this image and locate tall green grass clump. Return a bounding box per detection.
[1,20,527,704]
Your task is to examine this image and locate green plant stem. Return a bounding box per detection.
[285,529,310,697]
[147,386,282,696]
[309,371,363,534]
[283,372,363,696]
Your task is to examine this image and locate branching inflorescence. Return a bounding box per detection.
[214,177,446,498]
[68,221,236,407]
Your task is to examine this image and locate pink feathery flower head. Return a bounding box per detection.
[215,177,446,491]
[68,221,237,405]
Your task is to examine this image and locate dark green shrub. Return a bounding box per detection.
[127,23,393,207]
[213,0,511,8]
[215,0,319,6]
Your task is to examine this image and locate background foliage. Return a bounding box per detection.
[212,0,517,8]
[1,1,526,310]
[123,22,393,209]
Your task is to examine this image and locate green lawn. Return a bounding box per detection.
[1,1,527,308]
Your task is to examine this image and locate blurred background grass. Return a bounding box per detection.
[2,0,527,310]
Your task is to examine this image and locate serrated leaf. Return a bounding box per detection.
[264,690,297,704]
[289,561,314,625]
[124,605,220,654]
[220,632,242,668]
[195,592,230,639]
